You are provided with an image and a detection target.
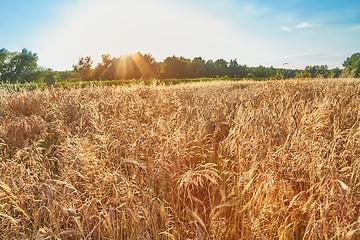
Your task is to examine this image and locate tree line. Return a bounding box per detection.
[0,48,43,83]
[71,52,347,81]
[1,48,360,84]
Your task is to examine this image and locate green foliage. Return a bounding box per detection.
[73,56,93,81]
[342,53,360,77]
[228,59,247,78]
[161,55,191,78]
[329,67,342,78]
[297,65,330,78]
[44,73,56,87]
[3,49,357,85]
[190,57,206,78]
[57,70,79,82]
[0,81,45,90]
[0,48,41,83]
[67,52,357,82]
[0,78,232,91]
[92,54,112,80]
[77,52,159,81]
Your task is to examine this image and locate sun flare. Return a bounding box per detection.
[33,0,260,70]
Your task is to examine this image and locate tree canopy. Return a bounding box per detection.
[0,48,41,83]
[1,48,359,84]
[69,52,360,81]
[343,53,360,77]
[73,52,159,81]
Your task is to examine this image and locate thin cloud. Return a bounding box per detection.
[282,26,291,32]
[244,4,269,15]
[350,25,360,30]
[290,52,337,59]
[284,51,350,69]
[296,22,322,28]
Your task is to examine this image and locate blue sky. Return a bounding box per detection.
[1,0,359,70]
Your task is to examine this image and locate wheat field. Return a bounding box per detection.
[0,79,359,239]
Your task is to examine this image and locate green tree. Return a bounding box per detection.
[303,66,317,78]
[205,60,217,77]
[0,48,11,81]
[342,53,360,77]
[302,65,329,78]
[134,53,159,79]
[228,59,239,78]
[329,67,342,78]
[317,65,329,78]
[160,56,190,78]
[112,54,141,79]
[57,70,79,82]
[93,54,113,80]
[73,56,94,81]
[0,48,40,83]
[189,57,206,78]
[0,48,10,65]
[44,73,55,87]
[214,59,228,77]
[253,65,268,78]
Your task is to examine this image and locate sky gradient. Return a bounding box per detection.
[1,0,359,70]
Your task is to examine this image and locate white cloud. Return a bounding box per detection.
[350,25,360,31]
[296,22,322,28]
[282,26,291,32]
[289,52,336,59]
[281,51,347,69]
[244,4,269,15]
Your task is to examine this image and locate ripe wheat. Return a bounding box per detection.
[0,79,359,239]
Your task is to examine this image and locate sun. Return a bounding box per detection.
[103,52,157,79]
[34,0,255,70]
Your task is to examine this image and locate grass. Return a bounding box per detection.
[0,78,242,91]
[0,78,359,239]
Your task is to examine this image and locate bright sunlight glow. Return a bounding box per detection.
[33,0,265,70]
